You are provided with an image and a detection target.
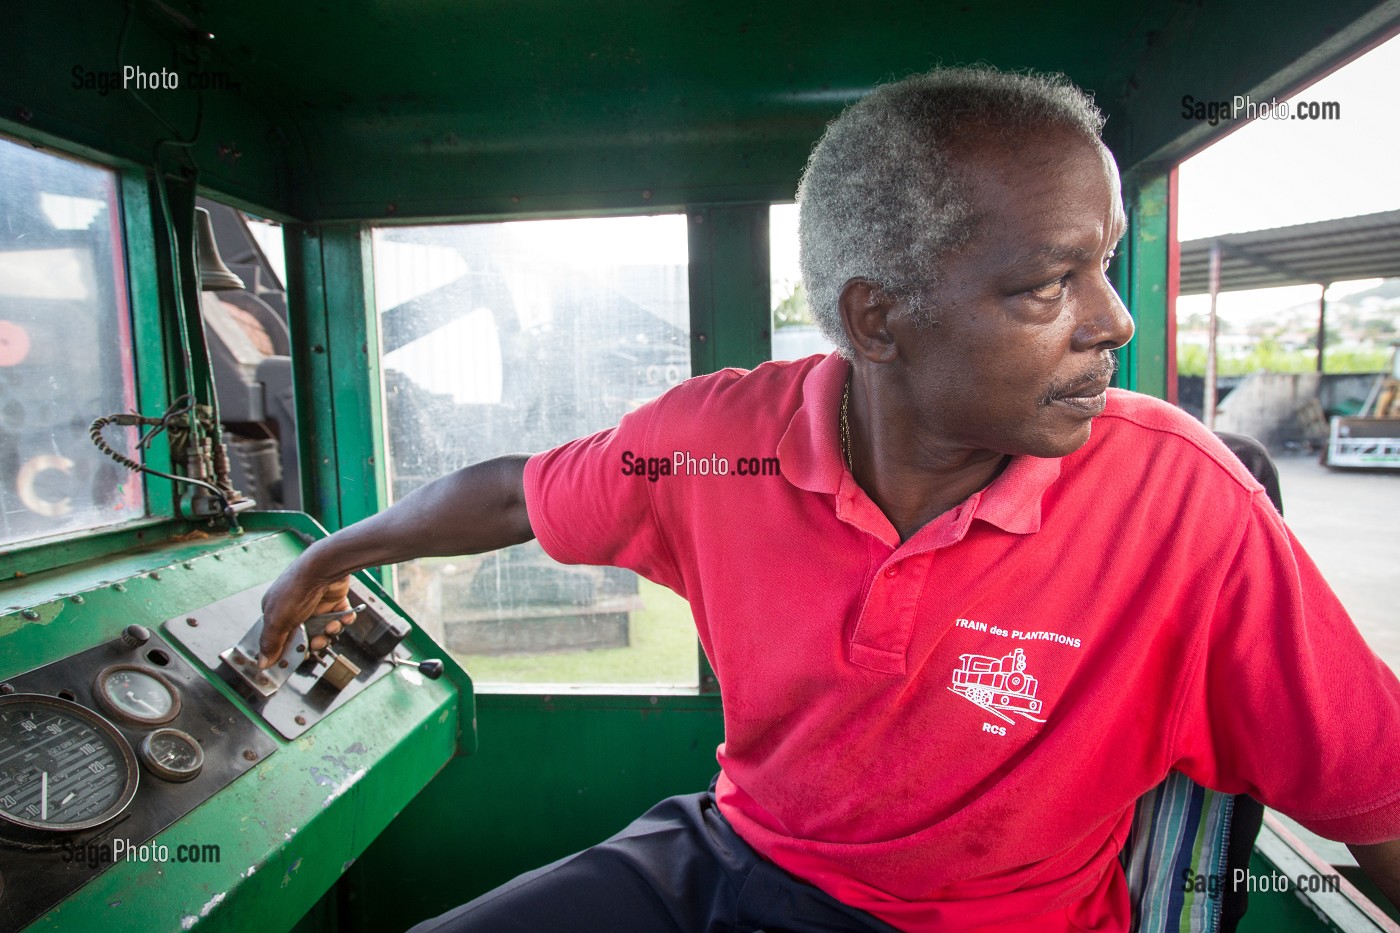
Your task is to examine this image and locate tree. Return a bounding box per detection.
[773,281,814,328]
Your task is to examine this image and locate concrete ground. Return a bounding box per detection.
[1266,454,1398,876]
[1273,454,1400,673]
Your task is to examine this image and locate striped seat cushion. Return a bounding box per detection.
[1122,771,1235,933]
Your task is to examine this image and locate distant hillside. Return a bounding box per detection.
[1178,277,1400,345]
[1280,277,1400,316]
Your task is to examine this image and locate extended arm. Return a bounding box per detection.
[257,454,534,663]
[1348,838,1400,910]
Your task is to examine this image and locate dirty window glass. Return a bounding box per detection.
[373,216,696,689]
[0,136,143,547]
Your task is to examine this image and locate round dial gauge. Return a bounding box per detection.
[138,728,204,783]
[0,694,138,834]
[94,664,180,725]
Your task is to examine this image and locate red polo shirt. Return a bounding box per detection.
[523,352,1400,932]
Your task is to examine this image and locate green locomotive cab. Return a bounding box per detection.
[1,2,1397,931]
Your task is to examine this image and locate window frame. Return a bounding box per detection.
[0,128,176,555]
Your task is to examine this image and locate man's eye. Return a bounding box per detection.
[1031,278,1067,300]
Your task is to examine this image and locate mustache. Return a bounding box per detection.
[1041,354,1119,405]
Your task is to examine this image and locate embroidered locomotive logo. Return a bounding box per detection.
[949,647,1046,725]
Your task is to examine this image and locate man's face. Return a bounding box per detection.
[888,128,1135,460]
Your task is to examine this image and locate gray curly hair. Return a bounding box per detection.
[797,66,1106,359]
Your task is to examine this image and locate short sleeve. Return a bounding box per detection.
[523,397,684,594]
[1171,491,1400,844]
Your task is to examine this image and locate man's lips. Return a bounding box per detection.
[1054,378,1111,401]
[1044,355,1117,410]
[1045,374,1113,414]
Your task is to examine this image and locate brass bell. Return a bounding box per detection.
[195,206,245,291]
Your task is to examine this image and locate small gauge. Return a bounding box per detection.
[138,728,204,783]
[94,664,181,725]
[0,693,139,835]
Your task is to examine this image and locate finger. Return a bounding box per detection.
[317,577,352,608]
[259,611,310,667]
[310,633,330,652]
[258,627,288,668]
[324,620,343,636]
[313,596,352,617]
[260,597,321,667]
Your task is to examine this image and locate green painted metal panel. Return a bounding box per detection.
[343,691,725,930]
[687,204,772,376]
[1235,849,1358,932]
[121,168,177,520]
[1118,170,1172,399]
[189,0,1180,220]
[0,516,471,932]
[0,518,211,584]
[283,225,336,526]
[7,0,1395,224]
[14,0,1382,223]
[1,3,290,218]
[1240,825,1397,932]
[283,225,389,537]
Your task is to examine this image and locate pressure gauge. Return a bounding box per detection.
[94,664,181,725]
[0,694,139,835]
[137,728,204,783]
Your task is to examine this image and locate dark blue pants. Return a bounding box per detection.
[405,788,901,932]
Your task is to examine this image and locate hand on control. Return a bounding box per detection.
[259,570,356,668]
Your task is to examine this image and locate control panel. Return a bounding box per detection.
[0,517,469,932]
[0,624,276,928]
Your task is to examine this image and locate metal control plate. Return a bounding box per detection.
[163,584,409,740]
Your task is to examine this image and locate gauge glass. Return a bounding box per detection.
[138,728,204,782]
[95,665,179,724]
[0,694,138,833]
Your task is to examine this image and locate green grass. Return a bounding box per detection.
[454,578,700,686]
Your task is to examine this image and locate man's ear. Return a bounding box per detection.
[839,279,900,364]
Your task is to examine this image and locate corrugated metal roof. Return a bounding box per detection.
[1178,210,1400,294]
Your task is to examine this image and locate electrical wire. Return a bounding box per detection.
[110,4,246,531]
[118,1,221,434]
[89,407,240,529]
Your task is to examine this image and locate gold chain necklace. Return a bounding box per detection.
[840,378,852,471]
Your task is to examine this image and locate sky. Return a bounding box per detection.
[1176,33,1400,322]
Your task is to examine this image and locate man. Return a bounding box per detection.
[259,67,1400,931]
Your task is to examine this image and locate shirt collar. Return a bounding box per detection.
[776,352,1062,539]
[776,352,850,495]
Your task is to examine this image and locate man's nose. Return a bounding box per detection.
[1073,279,1135,352]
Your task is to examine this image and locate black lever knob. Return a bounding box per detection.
[120,624,152,648]
[387,654,444,681]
